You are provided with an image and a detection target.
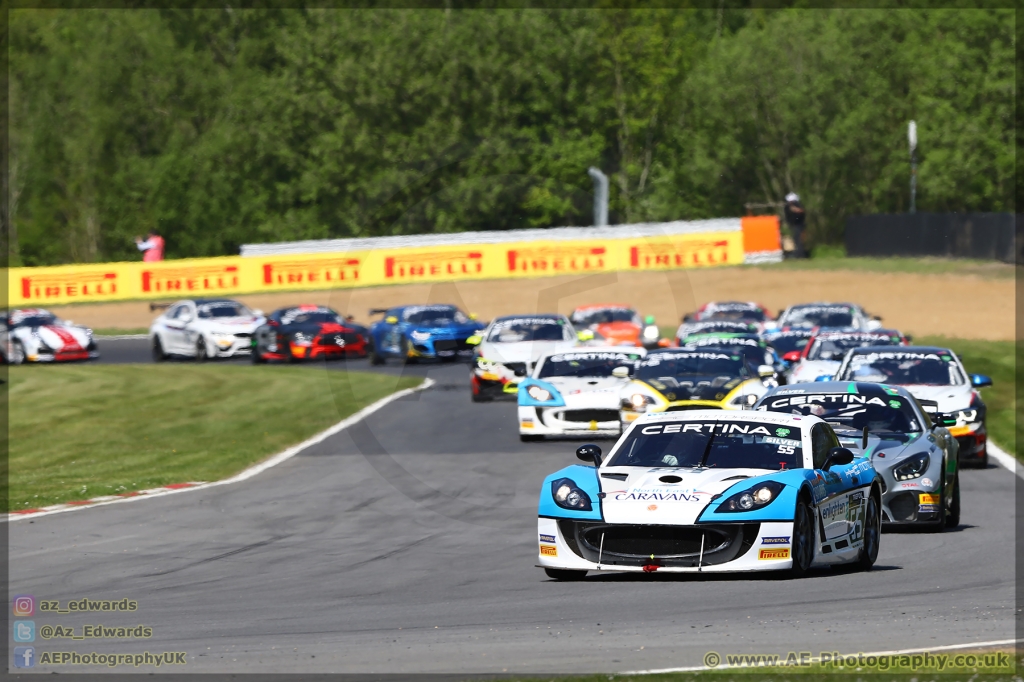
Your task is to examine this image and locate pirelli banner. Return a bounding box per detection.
[5,217,780,306]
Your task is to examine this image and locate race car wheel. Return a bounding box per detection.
[856,492,880,571]
[152,336,167,362]
[251,347,265,364]
[195,337,209,362]
[400,337,417,365]
[369,342,385,365]
[544,568,587,581]
[8,340,25,365]
[788,495,815,578]
[945,473,961,529]
[520,433,543,442]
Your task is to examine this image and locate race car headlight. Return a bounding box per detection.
[625,393,655,410]
[476,357,497,370]
[551,478,593,511]
[410,330,431,342]
[527,385,553,402]
[957,409,979,424]
[642,325,660,341]
[730,393,759,408]
[718,480,784,513]
[893,452,930,481]
[213,332,238,346]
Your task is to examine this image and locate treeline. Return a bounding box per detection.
[9,8,1014,265]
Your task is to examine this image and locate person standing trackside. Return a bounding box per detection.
[135,230,165,262]
[783,193,806,258]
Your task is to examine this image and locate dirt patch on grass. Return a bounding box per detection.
[50,266,1015,341]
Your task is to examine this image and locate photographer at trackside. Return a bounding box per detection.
[783,193,807,259]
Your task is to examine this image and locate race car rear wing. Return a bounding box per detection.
[149,302,173,312]
[369,308,389,316]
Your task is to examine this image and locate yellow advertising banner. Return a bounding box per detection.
[4,230,744,307]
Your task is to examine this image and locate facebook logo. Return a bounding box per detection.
[13,646,35,668]
[13,620,35,642]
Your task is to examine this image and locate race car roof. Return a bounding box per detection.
[764,381,912,399]
[845,345,951,356]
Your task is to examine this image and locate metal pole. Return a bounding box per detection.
[587,167,608,227]
[908,121,917,214]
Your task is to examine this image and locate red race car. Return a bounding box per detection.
[251,305,368,362]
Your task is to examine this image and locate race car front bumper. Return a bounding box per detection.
[27,350,99,362]
[537,518,801,573]
[519,405,622,438]
[950,423,987,465]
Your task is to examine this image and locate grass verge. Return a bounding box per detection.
[6,364,421,511]
[93,327,150,336]
[749,255,1016,279]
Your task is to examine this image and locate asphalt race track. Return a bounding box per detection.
[9,340,1018,674]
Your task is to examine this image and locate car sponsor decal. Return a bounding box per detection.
[758,548,790,560]
[639,422,772,436]
[606,487,706,502]
[760,536,790,545]
[767,394,888,409]
[920,477,933,488]
[548,352,640,363]
[918,493,939,505]
[539,544,557,557]
[539,534,556,543]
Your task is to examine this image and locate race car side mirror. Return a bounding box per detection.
[576,443,603,467]
[465,335,482,346]
[782,350,801,363]
[823,447,855,471]
[612,366,630,379]
[970,374,993,388]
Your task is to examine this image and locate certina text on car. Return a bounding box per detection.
[768,303,882,332]
[537,410,880,578]
[757,382,960,530]
[150,299,265,361]
[518,347,646,441]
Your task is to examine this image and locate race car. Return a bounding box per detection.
[834,347,993,467]
[518,347,646,442]
[619,347,778,426]
[785,329,907,383]
[537,410,880,579]
[679,333,785,381]
[251,305,368,363]
[1,309,99,364]
[570,304,664,349]
[762,328,815,361]
[767,303,882,332]
[675,319,759,345]
[368,305,484,365]
[682,301,773,331]
[757,382,960,530]
[149,298,265,361]
[469,314,579,401]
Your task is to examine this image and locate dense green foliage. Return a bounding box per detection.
[10,8,1014,265]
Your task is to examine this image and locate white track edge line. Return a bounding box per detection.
[6,377,435,522]
[986,440,1023,480]
[621,637,1023,675]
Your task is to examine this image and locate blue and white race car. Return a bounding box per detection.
[537,410,881,579]
[368,305,485,364]
[518,347,646,442]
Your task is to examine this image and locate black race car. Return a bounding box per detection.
[252,305,368,363]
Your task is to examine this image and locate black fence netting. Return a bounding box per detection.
[845,213,1020,263]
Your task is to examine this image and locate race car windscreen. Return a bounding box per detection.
[783,306,854,328]
[609,421,803,471]
[573,308,636,326]
[487,317,568,343]
[404,306,468,326]
[537,351,641,378]
[806,334,900,361]
[838,351,965,386]
[635,351,749,383]
[9,311,59,328]
[197,302,253,319]
[279,308,341,325]
[702,305,766,322]
[759,392,923,434]
[765,333,812,355]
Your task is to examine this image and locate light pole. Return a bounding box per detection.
[587,167,609,227]
[908,121,917,214]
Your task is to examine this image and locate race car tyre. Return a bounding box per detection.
[369,342,385,365]
[400,337,417,365]
[788,494,815,578]
[856,493,881,571]
[195,337,209,362]
[8,340,25,365]
[471,391,491,403]
[520,433,544,442]
[251,347,265,364]
[152,336,167,362]
[945,473,961,529]
[544,568,587,581]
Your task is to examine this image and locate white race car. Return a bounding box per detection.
[2,309,98,364]
[767,303,882,332]
[835,346,993,467]
[518,347,646,441]
[469,314,580,401]
[785,329,907,384]
[149,298,265,361]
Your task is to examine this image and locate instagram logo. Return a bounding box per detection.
[12,595,34,617]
